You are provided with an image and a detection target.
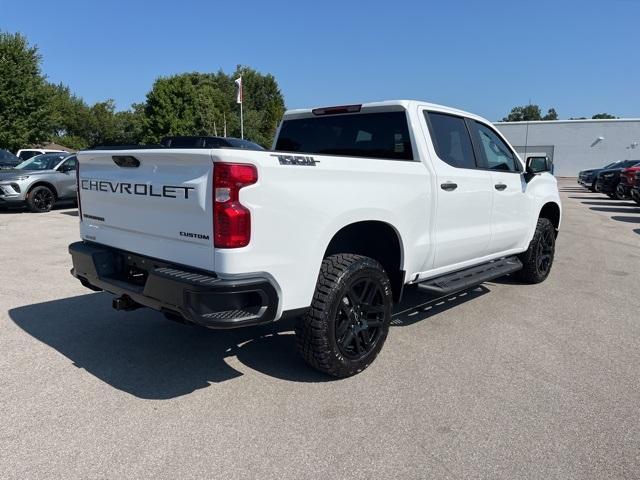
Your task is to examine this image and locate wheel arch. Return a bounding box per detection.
[323,220,405,302]
[538,201,561,232]
[28,181,59,199]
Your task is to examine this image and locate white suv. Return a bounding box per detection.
[16,148,68,161]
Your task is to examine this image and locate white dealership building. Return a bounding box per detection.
[495,118,640,177]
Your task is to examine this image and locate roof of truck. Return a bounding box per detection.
[283,100,486,122]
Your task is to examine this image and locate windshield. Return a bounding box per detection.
[16,153,68,171]
[0,150,20,163]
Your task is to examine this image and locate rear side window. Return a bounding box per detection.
[473,122,520,172]
[275,111,413,161]
[425,112,477,169]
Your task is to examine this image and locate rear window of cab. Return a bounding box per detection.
[275,111,413,161]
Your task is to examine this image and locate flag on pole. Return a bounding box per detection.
[235,76,244,139]
[235,77,243,104]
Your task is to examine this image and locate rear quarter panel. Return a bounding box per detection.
[213,150,431,313]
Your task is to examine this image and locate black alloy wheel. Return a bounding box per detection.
[295,254,393,378]
[27,186,55,213]
[535,227,554,277]
[334,277,386,360]
[515,217,556,284]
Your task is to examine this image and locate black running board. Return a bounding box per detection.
[416,256,523,295]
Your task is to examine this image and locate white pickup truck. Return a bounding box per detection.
[69,100,561,377]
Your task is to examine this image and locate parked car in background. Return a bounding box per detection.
[595,160,640,199]
[0,153,77,212]
[578,161,622,191]
[16,148,68,161]
[630,170,640,206]
[160,136,265,150]
[0,149,21,170]
[617,165,640,200]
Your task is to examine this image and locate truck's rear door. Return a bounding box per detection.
[77,149,215,270]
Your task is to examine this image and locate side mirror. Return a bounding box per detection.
[58,164,72,173]
[524,156,551,182]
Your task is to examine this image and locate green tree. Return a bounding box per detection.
[112,104,146,145]
[0,31,50,151]
[142,73,227,143]
[502,104,559,122]
[592,113,617,119]
[141,67,285,147]
[502,104,542,122]
[45,82,92,149]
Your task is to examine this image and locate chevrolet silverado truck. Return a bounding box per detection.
[69,100,561,377]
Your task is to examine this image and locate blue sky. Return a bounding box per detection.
[1,0,638,120]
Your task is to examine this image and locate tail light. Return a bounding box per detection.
[76,160,82,221]
[621,169,635,185]
[213,162,257,248]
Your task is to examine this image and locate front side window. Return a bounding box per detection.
[60,156,77,171]
[474,122,520,172]
[425,112,477,169]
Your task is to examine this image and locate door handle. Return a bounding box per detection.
[440,182,458,191]
[494,183,507,191]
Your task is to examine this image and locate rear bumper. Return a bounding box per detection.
[68,241,280,329]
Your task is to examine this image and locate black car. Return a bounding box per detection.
[160,136,265,150]
[578,161,623,191]
[594,160,640,199]
[0,149,21,170]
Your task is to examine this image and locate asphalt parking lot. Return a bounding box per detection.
[1,178,639,479]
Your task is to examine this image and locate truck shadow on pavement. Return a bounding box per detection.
[9,286,487,398]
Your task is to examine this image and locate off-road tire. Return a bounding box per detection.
[295,254,392,378]
[515,218,556,284]
[27,185,55,213]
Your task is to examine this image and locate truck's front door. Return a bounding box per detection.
[469,121,532,254]
[422,111,493,270]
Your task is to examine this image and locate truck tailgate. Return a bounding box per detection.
[77,149,215,270]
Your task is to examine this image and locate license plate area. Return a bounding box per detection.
[104,250,173,287]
